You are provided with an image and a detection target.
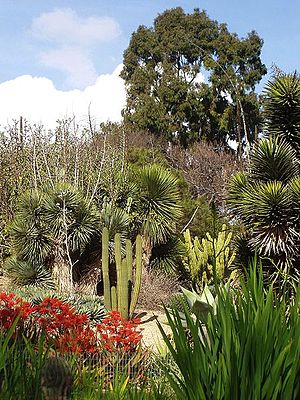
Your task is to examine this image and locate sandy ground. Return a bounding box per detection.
[135,309,172,350]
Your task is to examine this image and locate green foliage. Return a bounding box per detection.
[158,262,300,400]
[4,257,54,289]
[182,225,235,291]
[227,137,300,272]
[121,7,266,148]
[149,236,185,273]
[102,227,143,319]
[126,146,168,168]
[5,183,100,291]
[134,164,183,245]
[263,72,300,156]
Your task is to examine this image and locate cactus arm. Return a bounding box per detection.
[119,258,129,319]
[111,286,117,310]
[114,233,122,311]
[129,234,142,317]
[102,227,111,310]
[126,239,133,282]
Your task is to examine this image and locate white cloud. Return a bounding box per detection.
[39,46,97,88]
[30,8,121,89]
[31,8,121,45]
[0,64,126,129]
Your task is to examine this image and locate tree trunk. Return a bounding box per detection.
[51,246,73,293]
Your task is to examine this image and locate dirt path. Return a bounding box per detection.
[135,309,171,350]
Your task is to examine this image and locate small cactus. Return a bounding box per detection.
[41,356,73,400]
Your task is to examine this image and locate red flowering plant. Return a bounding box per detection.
[32,297,97,354]
[0,292,34,337]
[0,293,144,357]
[0,292,96,353]
[96,310,143,353]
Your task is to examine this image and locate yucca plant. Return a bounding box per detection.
[263,72,300,157]
[6,183,101,292]
[134,164,183,246]
[227,137,300,282]
[158,260,300,400]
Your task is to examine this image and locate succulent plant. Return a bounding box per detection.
[102,227,143,319]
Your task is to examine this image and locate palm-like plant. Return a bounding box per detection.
[227,137,300,270]
[6,183,100,291]
[134,164,183,245]
[263,72,300,156]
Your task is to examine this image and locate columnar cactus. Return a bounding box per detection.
[41,356,73,400]
[101,227,143,319]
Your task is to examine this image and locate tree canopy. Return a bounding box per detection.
[121,7,267,150]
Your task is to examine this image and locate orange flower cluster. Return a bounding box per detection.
[0,292,33,330]
[96,310,143,353]
[0,292,143,355]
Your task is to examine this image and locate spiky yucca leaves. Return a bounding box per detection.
[149,236,185,273]
[4,257,54,289]
[7,183,101,291]
[9,190,52,265]
[135,165,183,245]
[228,137,300,271]
[250,136,299,182]
[263,72,300,156]
[42,183,100,254]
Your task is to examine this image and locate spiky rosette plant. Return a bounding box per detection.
[263,72,300,156]
[6,183,101,292]
[135,164,183,246]
[227,137,300,281]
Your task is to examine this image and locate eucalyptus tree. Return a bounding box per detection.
[121,7,266,150]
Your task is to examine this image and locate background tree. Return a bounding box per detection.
[121,7,266,150]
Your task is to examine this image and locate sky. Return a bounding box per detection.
[0,0,299,129]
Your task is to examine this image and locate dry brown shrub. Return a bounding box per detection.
[137,267,180,311]
[166,141,244,206]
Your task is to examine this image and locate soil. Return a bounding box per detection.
[135,309,172,350]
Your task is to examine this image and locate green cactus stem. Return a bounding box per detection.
[111,286,117,310]
[102,227,111,310]
[129,234,142,317]
[101,228,143,319]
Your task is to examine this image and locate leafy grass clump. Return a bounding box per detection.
[158,261,300,400]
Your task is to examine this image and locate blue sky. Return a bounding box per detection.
[0,0,299,127]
